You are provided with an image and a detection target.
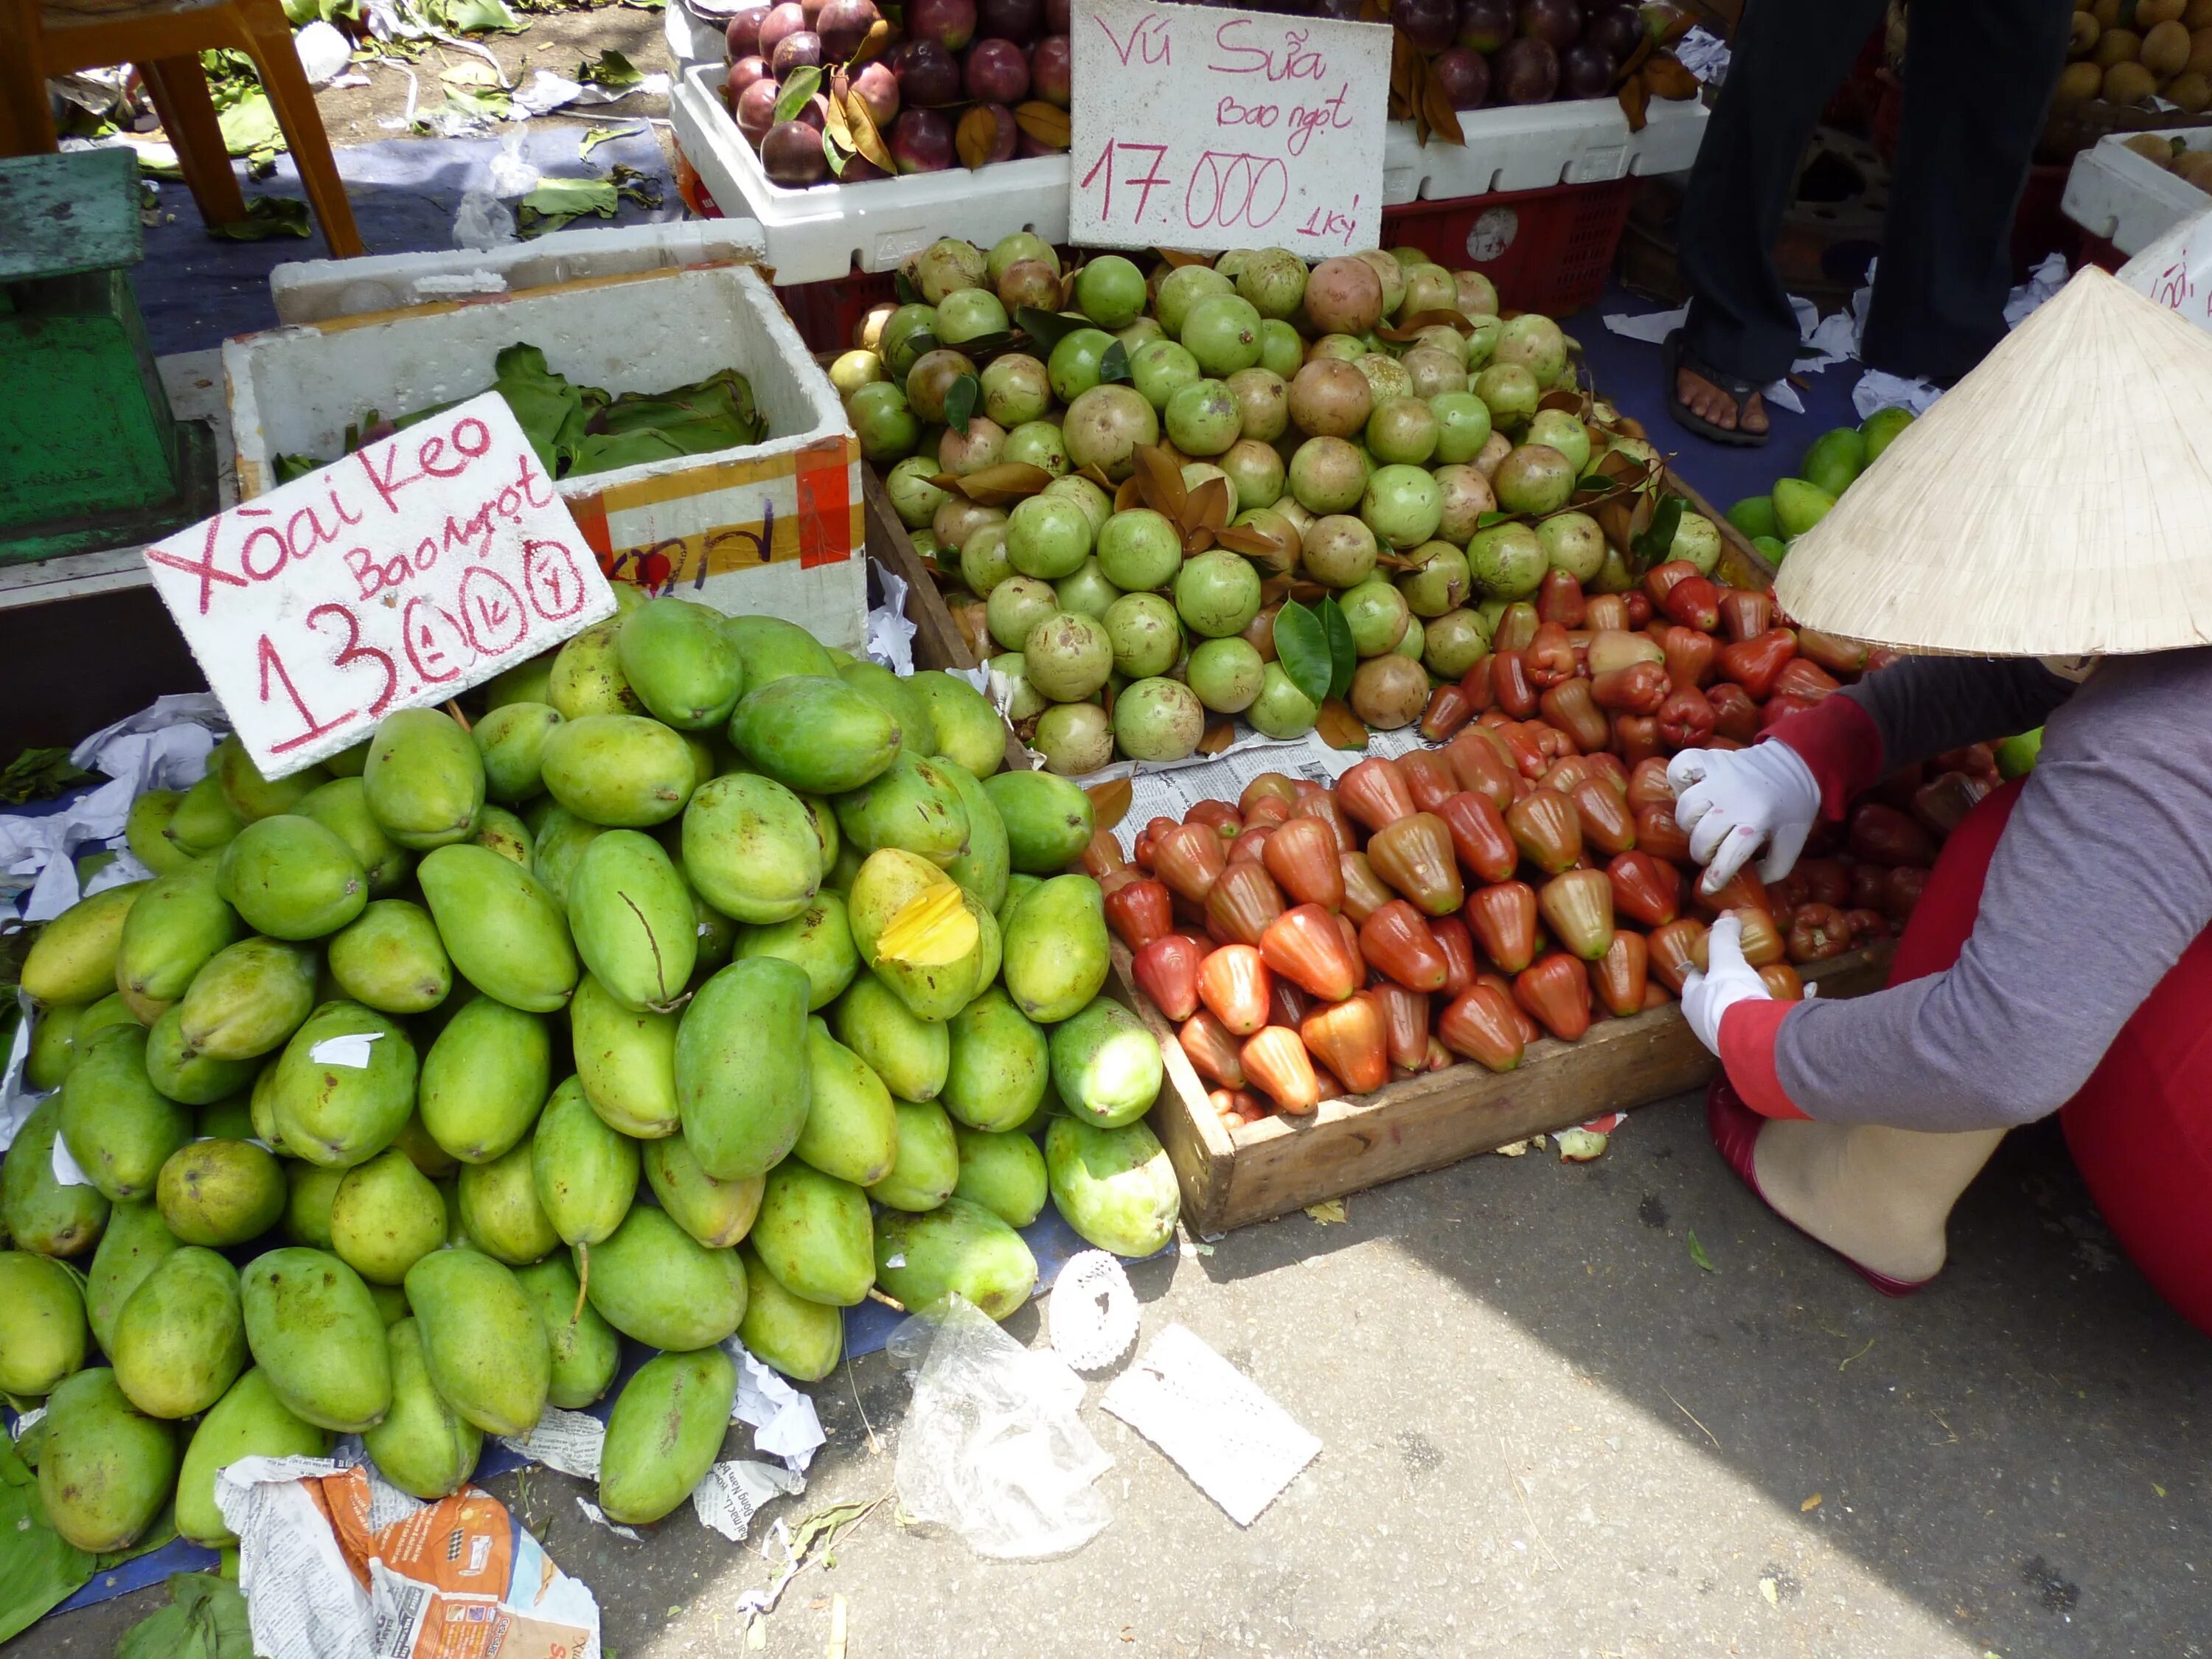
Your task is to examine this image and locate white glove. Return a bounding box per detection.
[1680,915,1771,1056]
[1667,741,1821,895]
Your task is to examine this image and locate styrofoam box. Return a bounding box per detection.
[667,0,727,69]
[673,64,1068,285]
[226,261,869,648]
[2121,200,2212,335]
[2062,128,2212,257]
[1387,93,1708,203]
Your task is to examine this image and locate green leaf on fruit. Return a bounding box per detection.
[1015,306,1086,355]
[945,373,979,437]
[773,66,822,124]
[893,268,920,305]
[1273,600,1333,709]
[1098,340,1131,383]
[1630,493,1684,571]
[1475,509,1513,528]
[1318,595,1356,702]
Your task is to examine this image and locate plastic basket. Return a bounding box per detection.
[1382,177,1636,316]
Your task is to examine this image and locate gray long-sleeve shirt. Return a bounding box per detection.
[1773,648,2212,1131]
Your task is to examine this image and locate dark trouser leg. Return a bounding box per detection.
[1679,0,1888,386]
[1860,0,2072,383]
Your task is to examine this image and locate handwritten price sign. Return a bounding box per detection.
[1069,0,1389,254]
[143,393,616,778]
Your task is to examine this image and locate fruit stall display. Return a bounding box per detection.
[838,233,1747,771]
[2051,0,2212,118]
[1718,407,1916,568]
[0,599,1180,1554]
[1372,0,1705,135]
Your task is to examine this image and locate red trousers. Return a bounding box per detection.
[1891,777,2212,1337]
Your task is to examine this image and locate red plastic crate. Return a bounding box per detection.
[1382,177,1636,317]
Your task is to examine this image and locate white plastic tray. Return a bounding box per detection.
[2062,127,2212,257]
[1388,92,1708,203]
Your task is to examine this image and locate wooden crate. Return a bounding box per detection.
[1130,943,1893,1237]
[1668,463,1780,591]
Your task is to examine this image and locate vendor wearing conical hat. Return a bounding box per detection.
[1669,268,2212,1334]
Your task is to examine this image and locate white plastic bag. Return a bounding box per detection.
[888,1297,1113,1559]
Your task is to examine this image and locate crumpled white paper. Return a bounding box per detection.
[1851,369,1944,422]
[307,1031,384,1068]
[293,20,353,86]
[2005,251,2070,328]
[0,997,40,1156]
[512,67,671,118]
[575,1497,641,1540]
[864,566,917,674]
[1674,24,1731,83]
[497,1406,606,1478]
[690,1459,807,1542]
[723,1340,827,1470]
[1099,1324,1320,1527]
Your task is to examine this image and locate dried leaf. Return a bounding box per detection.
[852,16,893,63]
[1315,700,1370,751]
[1595,448,1652,486]
[1013,100,1071,149]
[1615,414,1648,442]
[1376,307,1477,342]
[843,91,894,173]
[948,596,992,662]
[1646,3,1695,45]
[1801,1493,1823,1513]
[1112,476,1145,515]
[944,462,1057,505]
[1642,53,1700,100]
[1188,475,1234,534]
[1075,462,1116,491]
[1259,574,1295,607]
[1389,30,1421,111]
[1616,29,1656,83]
[1197,721,1237,755]
[1537,388,1587,415]
[821,90,855,150]
[1153,248,1211,268]
[1618,74,1650,133]
[955,105,1002,170]
[1085,777,1133,830]
[1131,444,1189,524]
[1358,0,1387,19]
[1215,521,1292,566]
[1420,63,1465,148]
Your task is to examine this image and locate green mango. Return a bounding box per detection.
[215,736,327,822]
[167,773,243,858]
[1996,727,2042,779]
[212,813,367,941]
[836,661,935,755]
[1048,998,1164,1129]
[566,830,698,1012]
[284,1162,343,1248]
[753,1161,874,1307]
[457,1141,559,1265]
[156,1138,285,1246]
[953,1127,1048,1227]
[790,1018,898,1186]
[1801,425,1866,498]
[268,1002,418,1170]
[569,973,681,1138]
[865,1099,959,1212]
[939,759,1009,913]
[176,937,319,1061]
[116,867,243,1011]
[475,701,564,804]
[389,1111,457,1180]
[681,773,823,924]
[688,869,738,975]
[728,675,900,796]
[582,1203,748,1349]
[2,1099,109,1256]
[527,804,606,910]
[417,844,578,1013]
[599,1346,737,1525]
[0,1250,88,1396]
[724,613,836,687]
[125,790,198,876]
[676,957,813,1180]
[112,1245,246,1417]
[403,1247,549,1437]
[540,714,698,830]
[330,1148,447,1284]
[981,771,1096,873]
[364,1318,482,1500]
[514,1256,620,1410]
[1860,405,1914,460]
[364,708,487,850]
[1725,495,1778,541]
[735,894,859,1010]
[323,738,370,778]
[245,1249,392,1432]
[86,1200,180,1352]
[737,1247,842,1381]
[1770,476,1836,540]
[475,805,534,867]
[296,777,414,897]
[27,1001,84,1091]
[941,987,1048,1132]
[548,619,645,720]
[833,753,970,867]
[145,1004,257,1105]
[1002,875,1109,1022]
[369,1280,407,1320]
[195,1094,256,1139]
[619,597,746,730]
[532,1076,639,1259]
[37,1368,178,1551]
[487,650,557,710]
[21,881,144,1006]
[909,671,1006,778]
[830,970,949,1102]
[1045,1116,1179,1256]
[328,899,452,1015]
[60,1026,190,1202]
[175,1368,330,1546]
[845,852,995,1022]
[796,790,842,872]
[642,1135,763,1248]
[997,872,1042,938]
[874,1197,1037,1321]
[75,991,142,1050]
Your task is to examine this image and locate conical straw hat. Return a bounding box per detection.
[1773,265,2212,656]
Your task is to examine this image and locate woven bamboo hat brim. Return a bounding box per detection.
[1773,265,2212,657]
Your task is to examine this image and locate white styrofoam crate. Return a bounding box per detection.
[2121,201,2212,334]
[672,64,1070,285]
[2062,127,2212,257]
[225,260,869,648]
[1394,92,1708,202]
[667,0,728,69]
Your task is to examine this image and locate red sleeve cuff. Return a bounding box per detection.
[1760,694,1883,821]
[1718,998,1812,1119]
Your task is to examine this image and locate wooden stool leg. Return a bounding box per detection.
[139,56,248,229]
[234,0,362,257]
[0,0,60,157]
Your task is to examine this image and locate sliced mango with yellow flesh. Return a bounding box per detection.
[877,881,979,967]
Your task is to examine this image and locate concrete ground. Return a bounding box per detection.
[15,1091,2207,1659]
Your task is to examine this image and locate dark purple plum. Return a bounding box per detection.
[1557,38,1613,97]
[1516,0,1580,49]
[896,38,964,105]
[963,36,1031,102]
[908,0,977,49]
[852,58,900,123]
[757,2,808,58]
[1431,46,1489,108]
[1583,1,1639,58]
[817,0,880,59]
[763,119,829,185]
[724,4,771,58]
[799,0,829,18]
[1016,127,1060,158]
[1312,0,1363,16]
[1043,0,1069,29]
[796,92,830,129]
[737,76,782,142]
[771,29,823,74]
[891,106,956,172]
[1495,34,1558,101]
[839,152,891,181]
[978,0,1043,43]
[1030,33,1071,105]
[1456,0,1512,50]
[1390,0,1456,52]
[726,54,773,103]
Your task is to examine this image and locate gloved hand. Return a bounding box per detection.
[1667,741,1822,895]
[1680,914,1770,1056]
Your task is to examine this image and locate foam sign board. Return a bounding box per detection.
[142,392,616,778]
[1069,0,1391,255]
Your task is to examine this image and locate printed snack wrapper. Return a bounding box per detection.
[215,1456,599,1659]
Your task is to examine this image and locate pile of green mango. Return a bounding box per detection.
[0,591,1180,1548]
[1725,406,1916,566]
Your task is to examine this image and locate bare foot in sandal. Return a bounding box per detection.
[1676,366,1769,436]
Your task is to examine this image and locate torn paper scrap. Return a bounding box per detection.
[724,1340,827,1470]
[1101,1324,1321,1527]
[577,1497,641,1541]
[497,1406,606,1479]
[308,1031,384,1068]
[1602,302,1688,346]
[691,1459,807,1542]
[1851,369,1943,422]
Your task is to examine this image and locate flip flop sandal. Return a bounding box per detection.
[1663,330,1771,448]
